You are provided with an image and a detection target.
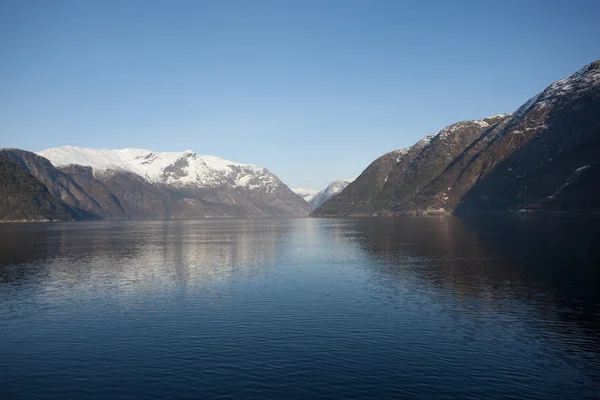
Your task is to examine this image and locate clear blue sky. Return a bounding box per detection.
[1,0,599,190]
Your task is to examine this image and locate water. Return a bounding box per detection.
[0,217,598,399]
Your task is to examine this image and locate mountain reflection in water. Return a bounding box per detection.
[0,217,598,399]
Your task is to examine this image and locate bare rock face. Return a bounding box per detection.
[313,60,600,216]
[0,155,74,222]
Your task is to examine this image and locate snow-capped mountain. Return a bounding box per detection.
[38,146,280,192]
[3,146,313,219]
[4,61,600,222]
[309,178,355,209]
[313,60,600,216]
[292,188,320,203]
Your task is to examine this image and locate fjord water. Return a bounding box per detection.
[0,218,598,399]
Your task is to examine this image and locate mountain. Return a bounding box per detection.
[39,146,311,218]
[447,60,600,214]
[292,181,356,210]
[0,149,111,219]
[313,60,600,216]
[313,115,508,216]
[292,188,320,203]
[309,179,355,209]
[0,147,310,220]
[0,155,74,222]
[312,148,413,216]
[4,61,598,220]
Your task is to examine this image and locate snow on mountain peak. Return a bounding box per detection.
[37,146,279,191]
[434,114,510,141]
[538,61,600,102]
[511,61,600,121]
[292,188,320,202]
[392,148,410,163]
[309,178,356,209]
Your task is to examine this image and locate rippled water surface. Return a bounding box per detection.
[1,217,599,399]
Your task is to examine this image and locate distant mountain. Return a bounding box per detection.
[0,155,74,222]
[292,180,356,210]
[292,188,320,203]
[39,147,285,193]
[38,146,311,218]
[309,179,355,209]
[313,60,600,216]
[0,147,310,220]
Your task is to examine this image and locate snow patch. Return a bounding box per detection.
[512,92,542,119]
[488,114,510,119]
[292,188,320,202]
[38,146,282,192]
[510,61,600,120]
[393,148,410,163]
[432,115,502,142]
[309,178,356,208]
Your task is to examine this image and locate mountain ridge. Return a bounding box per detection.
[38,146,280,190]
[308,178,355,209]
[3,61,599,221]
[292,188,320,203]
[0,154,75,222]
[313,60,600,216]
[0,147,311,220]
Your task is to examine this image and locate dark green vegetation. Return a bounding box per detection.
[313,60,600,216]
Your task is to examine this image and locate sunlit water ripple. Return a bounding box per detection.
[0,217,599,399]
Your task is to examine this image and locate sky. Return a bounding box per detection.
[1,0,599,190]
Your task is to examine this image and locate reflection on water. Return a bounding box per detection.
[345,217,600,376]
[349,216,599,319]
[0,217,599,399]
[0,219,286,287]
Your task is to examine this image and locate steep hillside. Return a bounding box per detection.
[0,149,104,219]
[312,148,413,216]
[313,60,600,216]
[415,60,600,215]
[313,114,509,216]
[378,115,509,212]
[0,155,74,222]
[1,147,310,220]
[38,147,311,218]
